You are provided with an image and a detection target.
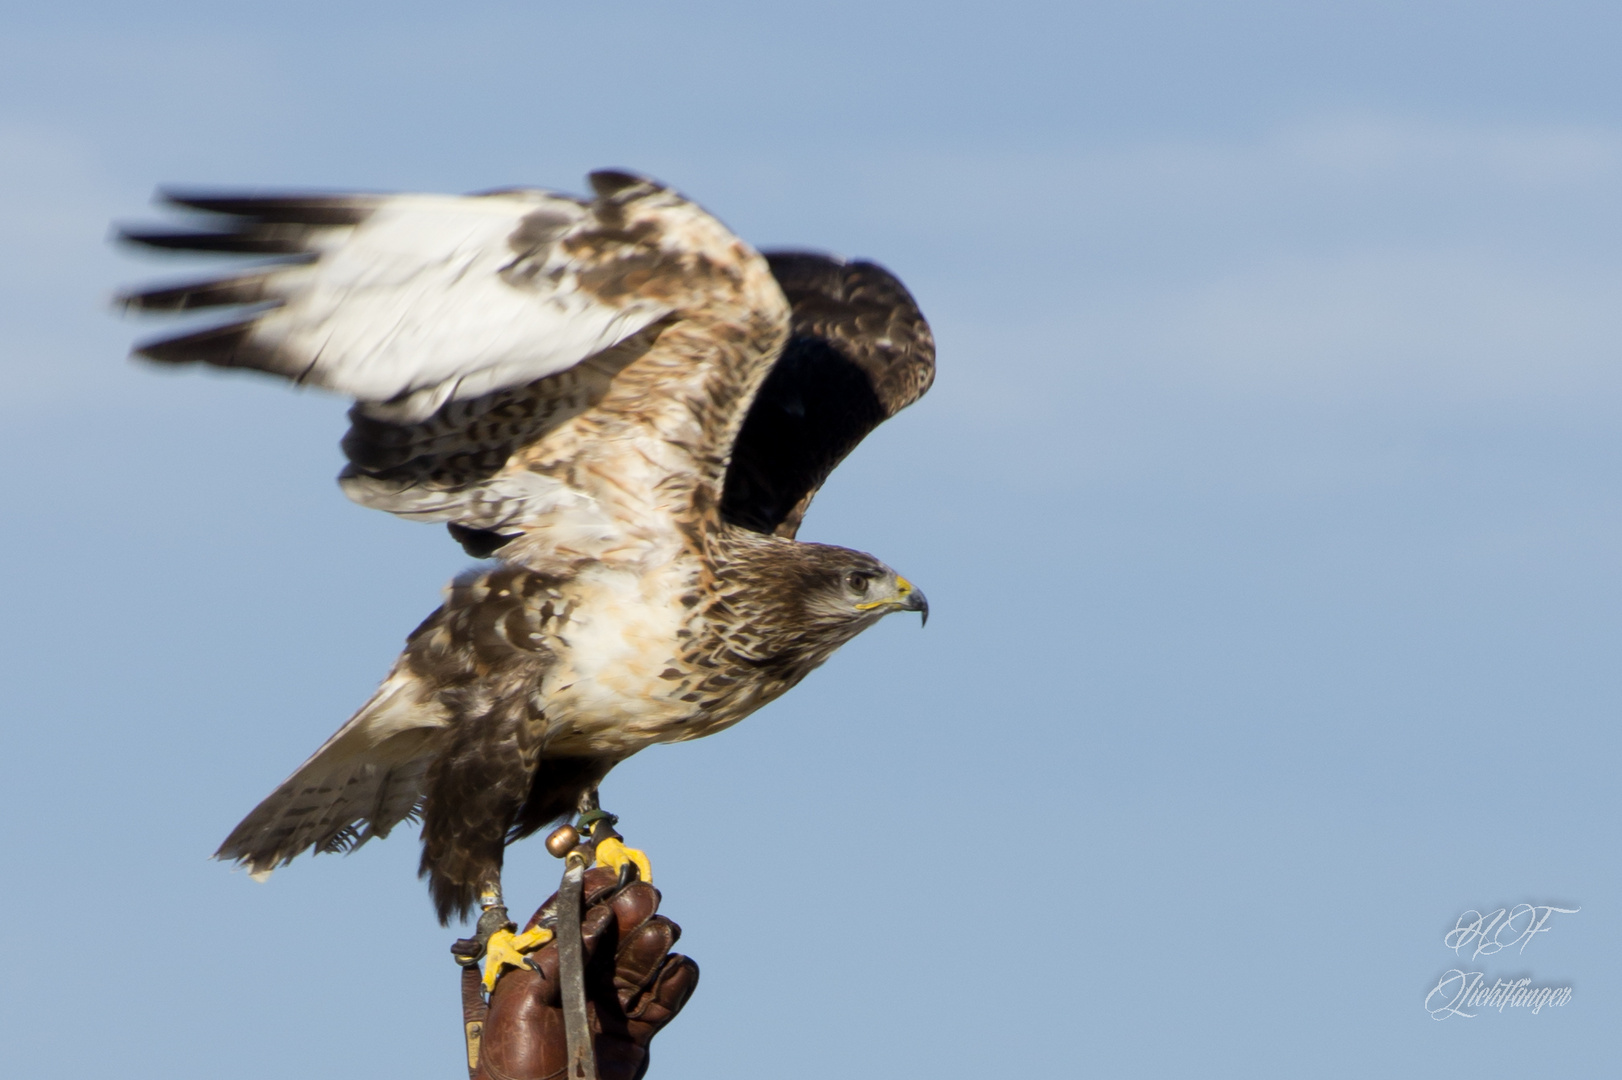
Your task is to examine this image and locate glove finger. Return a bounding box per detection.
[614,915,679,1008]
[580,901,618,965]
[518,920,605,1007]
[625,954,699,1036]
[582,865,624,907]
[607,881,661,936]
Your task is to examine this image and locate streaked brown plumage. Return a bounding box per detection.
[119,171,933,922]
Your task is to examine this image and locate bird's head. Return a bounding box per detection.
[797,546,929,628]
[714,536,929,678]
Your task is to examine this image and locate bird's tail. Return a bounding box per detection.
[214,671,448,877]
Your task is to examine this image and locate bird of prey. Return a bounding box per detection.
[118,171,933,940]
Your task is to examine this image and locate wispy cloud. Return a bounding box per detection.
[889,118,1622,420]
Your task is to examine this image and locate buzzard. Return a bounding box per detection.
[119,171,933,935]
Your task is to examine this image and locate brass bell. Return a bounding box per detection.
[545,824,580,858]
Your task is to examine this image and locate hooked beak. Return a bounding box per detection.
[855,574,929,625]
[896,576,929,627]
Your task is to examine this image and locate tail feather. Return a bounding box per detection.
[215,671,449,875]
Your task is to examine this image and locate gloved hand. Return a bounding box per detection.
[465,867,699,1080]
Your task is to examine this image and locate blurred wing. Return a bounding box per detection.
[121,173,789,545]
[119,181,675,423]
[720,251,935,538]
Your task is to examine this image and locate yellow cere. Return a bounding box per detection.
[856,576,911,612]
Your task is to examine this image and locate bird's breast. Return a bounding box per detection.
[535,560,756,756]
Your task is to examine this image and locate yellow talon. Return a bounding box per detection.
[481,924,555,993]
[594,837,652,882]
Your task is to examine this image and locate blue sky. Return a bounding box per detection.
[3,2,1620,1076]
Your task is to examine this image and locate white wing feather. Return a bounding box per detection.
[260,195,669,418]
[123,188,674,422]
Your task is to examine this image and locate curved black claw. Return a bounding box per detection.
[450,904,513,967]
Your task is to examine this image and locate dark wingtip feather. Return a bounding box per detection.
[132,320,257,366]
[117,190,376,257]
[118,226,314,255]
[116,272,278,312]
[159,190,378,227]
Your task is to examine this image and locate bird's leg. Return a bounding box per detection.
[576,788,652,883]
[450,880,510,966]
[450,876,555,993]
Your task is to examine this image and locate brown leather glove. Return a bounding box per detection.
[465,867,699,1080]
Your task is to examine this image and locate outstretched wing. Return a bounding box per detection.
[720,252,935,538]
[119,184,674,422]
[119,172,791,550]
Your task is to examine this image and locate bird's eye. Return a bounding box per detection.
[846,572,870,594]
